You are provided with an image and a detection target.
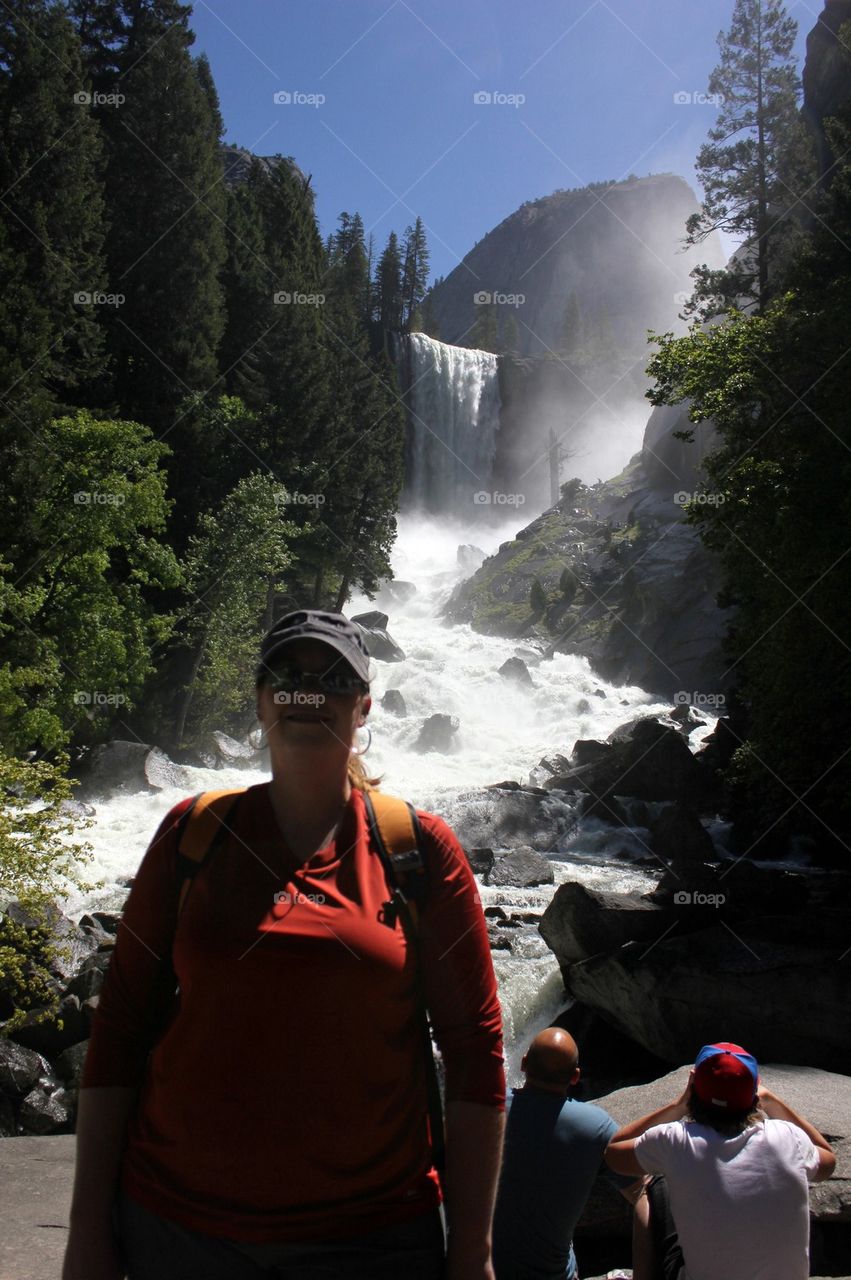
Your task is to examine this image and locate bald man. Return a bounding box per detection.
[492,1028,642,1280]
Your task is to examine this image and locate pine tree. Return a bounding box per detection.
[376,231,403,334]
[99,0,226,432]
[420,290,440,340]
[0,0,108,429]
[686,0,813,314]
[400,216,430,330]
[470,298,500,352]
[219,162,274,410]
[68,0,127,95]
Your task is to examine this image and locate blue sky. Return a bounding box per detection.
[188,0,814,280]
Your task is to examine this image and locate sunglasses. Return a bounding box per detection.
[267,664,369,698]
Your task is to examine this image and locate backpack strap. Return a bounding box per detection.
[175,789,246,917]
[361,788,445,1183]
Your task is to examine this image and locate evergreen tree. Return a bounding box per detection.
[686,0,813,314]
[420,290,441,340]
[376,231,403,333]
[470,298,500,352]
[400,216,430,330]
[219,162,274,411]
[0,0,108,427]
[99,0,226,433]
[67,0,127,95]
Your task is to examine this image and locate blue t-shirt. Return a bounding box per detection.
[492,1086,630,1280]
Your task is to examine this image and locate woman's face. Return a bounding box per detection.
[256,638,371,759]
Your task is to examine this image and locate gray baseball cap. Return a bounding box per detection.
[258,610,372,684]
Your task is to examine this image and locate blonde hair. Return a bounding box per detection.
[347,752,383,791]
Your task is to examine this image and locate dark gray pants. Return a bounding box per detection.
[115,1189,446,1280]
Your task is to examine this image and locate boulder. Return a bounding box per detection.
[414,713,459,753]
[457,544,487,574]
[540,882,668,965]
[10,995,89,1058]
[375,579,417,606]
[466,847,495,878]
[487,847,554,888]
[0,1039,47,1101]
[210,731,260,767]
[55,1041,89,1089]
[351,616,406,662]
[648,802,717,870]
[2,902,97,985]
[498,656,534,687]
[450,786,576,854]
[547,717,705,805]
[564,917,851,1071]
[74,740,153,798]
[19,1086,74,1135]
[668,703,708,734]
[380,689,407,717]
[143,746,195,790]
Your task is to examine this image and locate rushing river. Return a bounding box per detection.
[66,512,717,1083]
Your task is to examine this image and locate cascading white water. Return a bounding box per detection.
[401,334,502,513]
[65,514,717,1081]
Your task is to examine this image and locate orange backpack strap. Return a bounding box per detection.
[363,789,428,929]
[175,789,245,917]
[362,788,444,1181]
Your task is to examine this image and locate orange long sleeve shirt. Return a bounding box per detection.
[81,782,505,1242]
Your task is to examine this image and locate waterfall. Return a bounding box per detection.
[398,333,502,515]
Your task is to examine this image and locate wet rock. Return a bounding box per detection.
[648,803,716,869]
[457,544,487,574]
[547,717,704,805]
[376,579,417,607]
[467,847,495,877]
[414,713,459,753]
[381,689,407,717]
[540,882,668,966]
[211,731,259,767]
[487,847,555,888]
[669,703,708,734]
[0,1039,46,1101]
[351,614,406,662]
[74,740,153,798]
[144,746,195,790]
[56,1040,90,1089]
[498,656,533,687]
[19,1085,75,1135]
[3,902,97,984]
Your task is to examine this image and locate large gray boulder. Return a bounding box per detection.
[547,716,706,805]
[565,916,851,1072]
[540,883,667,965]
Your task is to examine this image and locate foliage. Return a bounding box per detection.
[0,751,95,1031]
[647,110,851,854]
[686,0,815,315]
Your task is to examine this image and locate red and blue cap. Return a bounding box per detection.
[693,1042,759,1112]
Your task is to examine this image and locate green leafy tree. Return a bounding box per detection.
[0,411,179,752]
[0,753,96,1031]
[647,109,851,856]
[686,0,814,315]
[175,473,301,745]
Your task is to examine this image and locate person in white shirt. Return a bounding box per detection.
[604,1041,836,1280]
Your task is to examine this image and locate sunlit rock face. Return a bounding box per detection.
[427,174,724,357]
